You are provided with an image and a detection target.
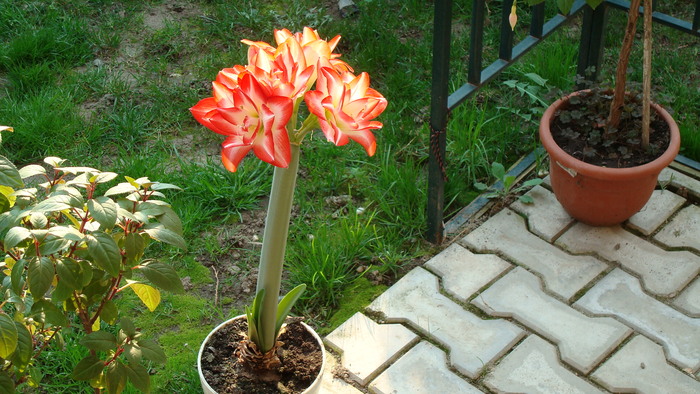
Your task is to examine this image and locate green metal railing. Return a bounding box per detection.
[427,0,700,243]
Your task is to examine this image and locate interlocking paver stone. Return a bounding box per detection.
[510,185,574,242]
[655,204,700,251]
[321,352,364,393]
[324,312,419,385]
[592,335,700,393]
[367,267,524,378]
[462,209,607,300]
[484,335,604,394]
[675,279,700,316]
[424,243,511,300]
[558,223,700,296]
[473,267,631,373]
[576,269,700,372]
[369,341,483,394]
[659,167,700,199]
[627,190,686,235]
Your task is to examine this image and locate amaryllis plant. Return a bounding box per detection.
[190,27,386,367]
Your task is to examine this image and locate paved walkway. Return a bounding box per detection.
[320,165,700,393]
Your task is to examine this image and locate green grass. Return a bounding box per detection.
[1,0,698,391]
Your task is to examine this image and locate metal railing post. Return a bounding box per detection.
[426,0,452,244]
[577,2,608,82]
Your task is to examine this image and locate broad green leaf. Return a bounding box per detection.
[88,197,118,230]
[275,284,306,335]
[37,233,71,256]
[105,183,137,197]
[522,178,544,188]
[105,360,127,394]
[0,371,15,393]
[29,212,47,229]
[519,195,535,204]
[556,0,575,14]
[0,313,18,358]
[155,206,182,234]
[32,195,72,213]
[124,362,150,393]
[503,175,516,190]
[27,257,54,300]
[80,330,117,352]
[123,343,142,365]
[100,300,118,325]
[10,259,26,294]
[120,318,136,337]
[136,202,164,217]
[0,193,10,214]
[56,258,82,290]
[51,279,74,303]
[5,226,31,248]
[54,186,84,207]
[474,182,488,191]
[123,233,145,266]
[135,339,166,364]
[140,261,184,293]
[91,172,118,184]
[55,166,97,175]
[43,157,65,167]
[72,355,105,381]
[48,225,84,242]
[86,232,121,277]
[130,283,160,312]
[19,165,46,179]
[150,182,181,191]
[491,162,506,181]
[0,156,23,189]
[116,208,137,222]
[143,226,187,250]
[31,299,68,327]
[10,322,32,367]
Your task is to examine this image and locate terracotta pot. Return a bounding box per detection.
[539,90,680,226]
[197,315,326,394]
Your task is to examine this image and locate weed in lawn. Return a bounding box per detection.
[475,162,544,204]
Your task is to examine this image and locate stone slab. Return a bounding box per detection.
[320,352,364,394]
[627,190,686,235]
[473,267,631,373]
[592,335,700,393]
[367,267,524,378]
[485,335,603,394]
[675,279,700,317]
[324,312,419,385]
[424,243,511,301]
[576,269,700,372]
[462,209,607,301]
[510,185,574,242]
[655,204,700,251]
[558,223,700,296]
[369,341,483,394]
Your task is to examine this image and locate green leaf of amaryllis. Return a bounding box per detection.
[275,284,306,336]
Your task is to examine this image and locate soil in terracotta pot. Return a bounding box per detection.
[200,318,323,393]
[550,90,670,168]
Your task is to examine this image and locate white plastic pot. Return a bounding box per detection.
[197,315,326,394]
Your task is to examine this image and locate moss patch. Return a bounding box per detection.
[320,277,387,336]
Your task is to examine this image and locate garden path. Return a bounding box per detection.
[322,164,700,393]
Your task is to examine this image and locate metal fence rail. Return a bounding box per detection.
[427,0,700,243]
